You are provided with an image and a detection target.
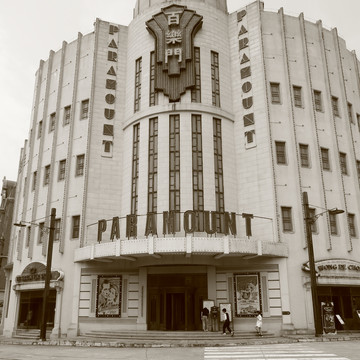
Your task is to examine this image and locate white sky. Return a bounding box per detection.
[0,0,359,182]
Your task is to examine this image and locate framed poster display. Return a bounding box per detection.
[219,303,232,322]
[234,273,261,317]
[203,299,214,312]
[96,275,122,317]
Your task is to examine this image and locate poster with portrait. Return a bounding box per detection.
[96,275,121,317]
[235,274,260,317]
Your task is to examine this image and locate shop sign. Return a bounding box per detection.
[302,259,360,277]
[16,270,61,283]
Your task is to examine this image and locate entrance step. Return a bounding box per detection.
[14,329,51,340]
[82,330,273,340]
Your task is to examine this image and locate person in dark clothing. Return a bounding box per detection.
[201,306,210,331]
[222,308,234,336]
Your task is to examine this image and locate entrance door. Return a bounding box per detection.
[147,273,207,331]
[18,290,56,329]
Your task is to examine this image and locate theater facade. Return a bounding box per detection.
[2,0,360,338]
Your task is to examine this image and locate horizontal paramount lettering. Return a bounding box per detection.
[97,211,254,242]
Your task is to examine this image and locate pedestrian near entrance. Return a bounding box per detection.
[255,311,263,336]
[201,306,210,331]
[222,308,234,336]
[210,305,219,332]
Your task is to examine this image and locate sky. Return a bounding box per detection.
[0,0,359,183]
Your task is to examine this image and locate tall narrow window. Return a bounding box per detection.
[313,90,322,111]
[81,99,89,119]
[192,115,204,231]
[58,159,66,181]
[49,112,56,132]
[38,121,43,138]
[293,86,302,107]
[331,96,339,117]
[63,105,71,125]
[281,207,293,232]
[321,148,330,171]
[72,215,80,239]
[26,226,31,247]
[191,47,201,103]
[76,154,85,176]
[134,57,142,112]
[211,51,220,107]
[169,115,181,230]
[339,152,347,175]
[44,165,50,185]
[131,124,140,215]
[348,214,356,237]
[148,118,158,214]
[270,82,280,104]
[329,213,338,235]
[38,222,45,244]
[299,144,309,168]
[357,114,360,132]
[275,141,286,165]
[213,118,224,232]
[347,102,354,123]
[357,160,360,185]
[54,218,61,242]
[309,208,317,233]
[149,52,158,106]
[32,171,37,191]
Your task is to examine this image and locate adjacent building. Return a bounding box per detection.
[2,0,360,338]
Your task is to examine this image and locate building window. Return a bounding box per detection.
[246,130,255,145]
[32,171,37,191]
[134,57,142,112]
[49,112,56,132]
[54,218,61,242]
[357,114,360,132]
[148,118,158,214]
[321,148,330,171]
[293,86,302,107]
[275,141,286,165]
[339,152,347,175]
[38,222,45,244]
[214,118,224,232]
[309,208,317,233]
[281,207,293,232]
[357,160,360,185]
[211,51,220,107]
[299,144,309,168]
[64,105,71,125]
[103,140,113,154]
[149,52,158,106]
[81,99,89,119]
[313,90,322,111]
[191,47,201,103]
[131,124,140,215]
[192,115,204,231]
[38,121,43,138]
[76,154,85,177]
[347,102,354,123]
[169,115,181,230]
[103,124,114,136]
[72,215,80,239]
[26,226,31,247]
[44,165,50,186]
[331,96,340,117]
[348,213,356,237]
[270,82,280,104]
[329,212,338,235]
[58,159,66,181]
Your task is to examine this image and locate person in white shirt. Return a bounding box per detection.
[255,311,263,336]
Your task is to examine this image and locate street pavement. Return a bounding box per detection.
[1,341,360,360]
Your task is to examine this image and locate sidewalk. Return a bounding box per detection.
[1,331,360,348]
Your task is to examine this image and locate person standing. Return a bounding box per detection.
[222,308,234,336]
[255,311,263,336]
[210,305,219,332]
[201,306,210,331]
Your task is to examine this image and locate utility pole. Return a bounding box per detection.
[303,192,322,336]
[40,208,56,341]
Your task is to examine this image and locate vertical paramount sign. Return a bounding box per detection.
[146,4,203,102]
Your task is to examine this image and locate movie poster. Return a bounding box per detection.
[96,276,121,317]
[321,302,336,334]
[235,274,260,317]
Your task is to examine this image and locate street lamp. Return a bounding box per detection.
[302,192,344,336]
[14,208,56,341]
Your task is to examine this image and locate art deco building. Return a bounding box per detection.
[2,0,360,338]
